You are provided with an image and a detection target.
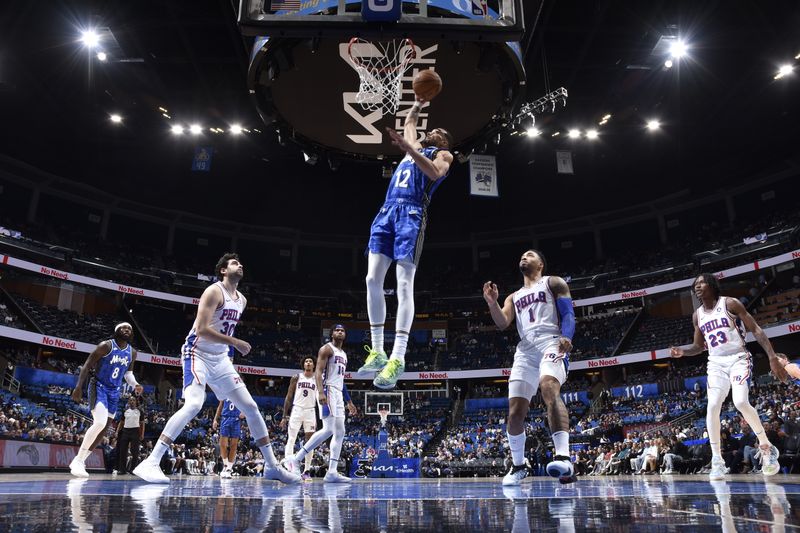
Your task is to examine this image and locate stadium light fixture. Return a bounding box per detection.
[646,120,661,131]
[171,125,184,135]
[551,131,560,137]
[664,59,673,69]
[669,40,687,59]
[230,124,243,135]
[96,51,107,61]
[109,114,122,124]
[585,129,598,140]
[189,124,202,135]
[526,127,540,137]
[81,30,100,48]
[774,64,793,79]
[568,129,581,139]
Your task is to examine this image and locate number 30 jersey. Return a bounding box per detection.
[183,282,245,357]
[697,296,747,358]
[513,276,560,346]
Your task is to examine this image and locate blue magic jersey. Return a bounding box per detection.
[221,399,241,420]
[95,339,132,389]
[384,147,448,207]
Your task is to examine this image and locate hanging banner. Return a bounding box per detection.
[556,150,573,174]
[191,147,213,172]
[469,154,499,197]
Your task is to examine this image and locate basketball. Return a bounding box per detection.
[412,69,442,101]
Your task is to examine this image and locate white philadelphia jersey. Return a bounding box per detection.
[697,297,747,358]
[513,276,560,345]
[183,282,244,357]
[293,373,318,409]
[323,343,347,391]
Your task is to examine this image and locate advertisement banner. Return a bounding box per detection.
[350,457,420,478]
[2,248,798,309]
[0,439,104,469]
[1,319,799,377]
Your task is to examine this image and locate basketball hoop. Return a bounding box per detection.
[378,407,390,428]
[347,37,416,116]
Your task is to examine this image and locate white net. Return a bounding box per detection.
[348,38,416,116]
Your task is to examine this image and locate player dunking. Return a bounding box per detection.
[283,325,358,482]
[133,253,299,484]
[70,322,143,477]
[482,250,577,485]
[213,398,244,478]
[280,356,318,480]
[360,96,454,389]
[670,273,788,480]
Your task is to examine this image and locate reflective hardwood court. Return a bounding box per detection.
[0,474,799,531]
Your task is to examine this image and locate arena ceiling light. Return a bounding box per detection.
[646,119,661,131]
[109,114,122,124]
[664,59,674,69]
[774,64,793,79]
[568,129,581,139]
[551,131,560,137]
[80,30,100,48]
[230,124,243,135]
[669,40,687,59]
[585,129,599,140]
[170,125,184,135]
[96,51,107,61]
[189,124,202,135]
[526,127,540,137]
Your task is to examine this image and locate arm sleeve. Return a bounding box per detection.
[556,297,576,340]
[342,383,352,403]
[124,371,140,388]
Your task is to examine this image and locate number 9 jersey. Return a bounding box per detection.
[697,296,747,359]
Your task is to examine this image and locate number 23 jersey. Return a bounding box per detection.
[696,296,747,358]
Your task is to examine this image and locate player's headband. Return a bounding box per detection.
[115,322,132,333]
[332,324,346,331]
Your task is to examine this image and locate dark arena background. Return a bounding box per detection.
[1,0,800,531]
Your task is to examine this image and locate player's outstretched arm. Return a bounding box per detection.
[195,285,250,356]
[670,312,705,358]
[315,344,333,405]
[384,127,452,181]
[403,98,425,149]
[71,341,112,403]
[727,298,788,382]
[280,375,299,429]
[482,282,515,330]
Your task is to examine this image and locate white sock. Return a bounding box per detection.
[150,440,170,462]
[507,431,526,466]
[710,441,722,459]
[260,442,278,467]
[77,448,91,462]
[328,458,339,474]
[370,326,384,354]
[391,332,408,364]
[552,431,569,457]
[305,451,313,472]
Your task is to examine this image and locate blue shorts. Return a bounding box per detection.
[220,418,242,439]
[367,200,427,264]
[88,379,120,418]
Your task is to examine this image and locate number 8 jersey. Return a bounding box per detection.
[183,282,244,357]
[697,296,747,358]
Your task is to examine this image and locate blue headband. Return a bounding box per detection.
[333,324,345,331]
